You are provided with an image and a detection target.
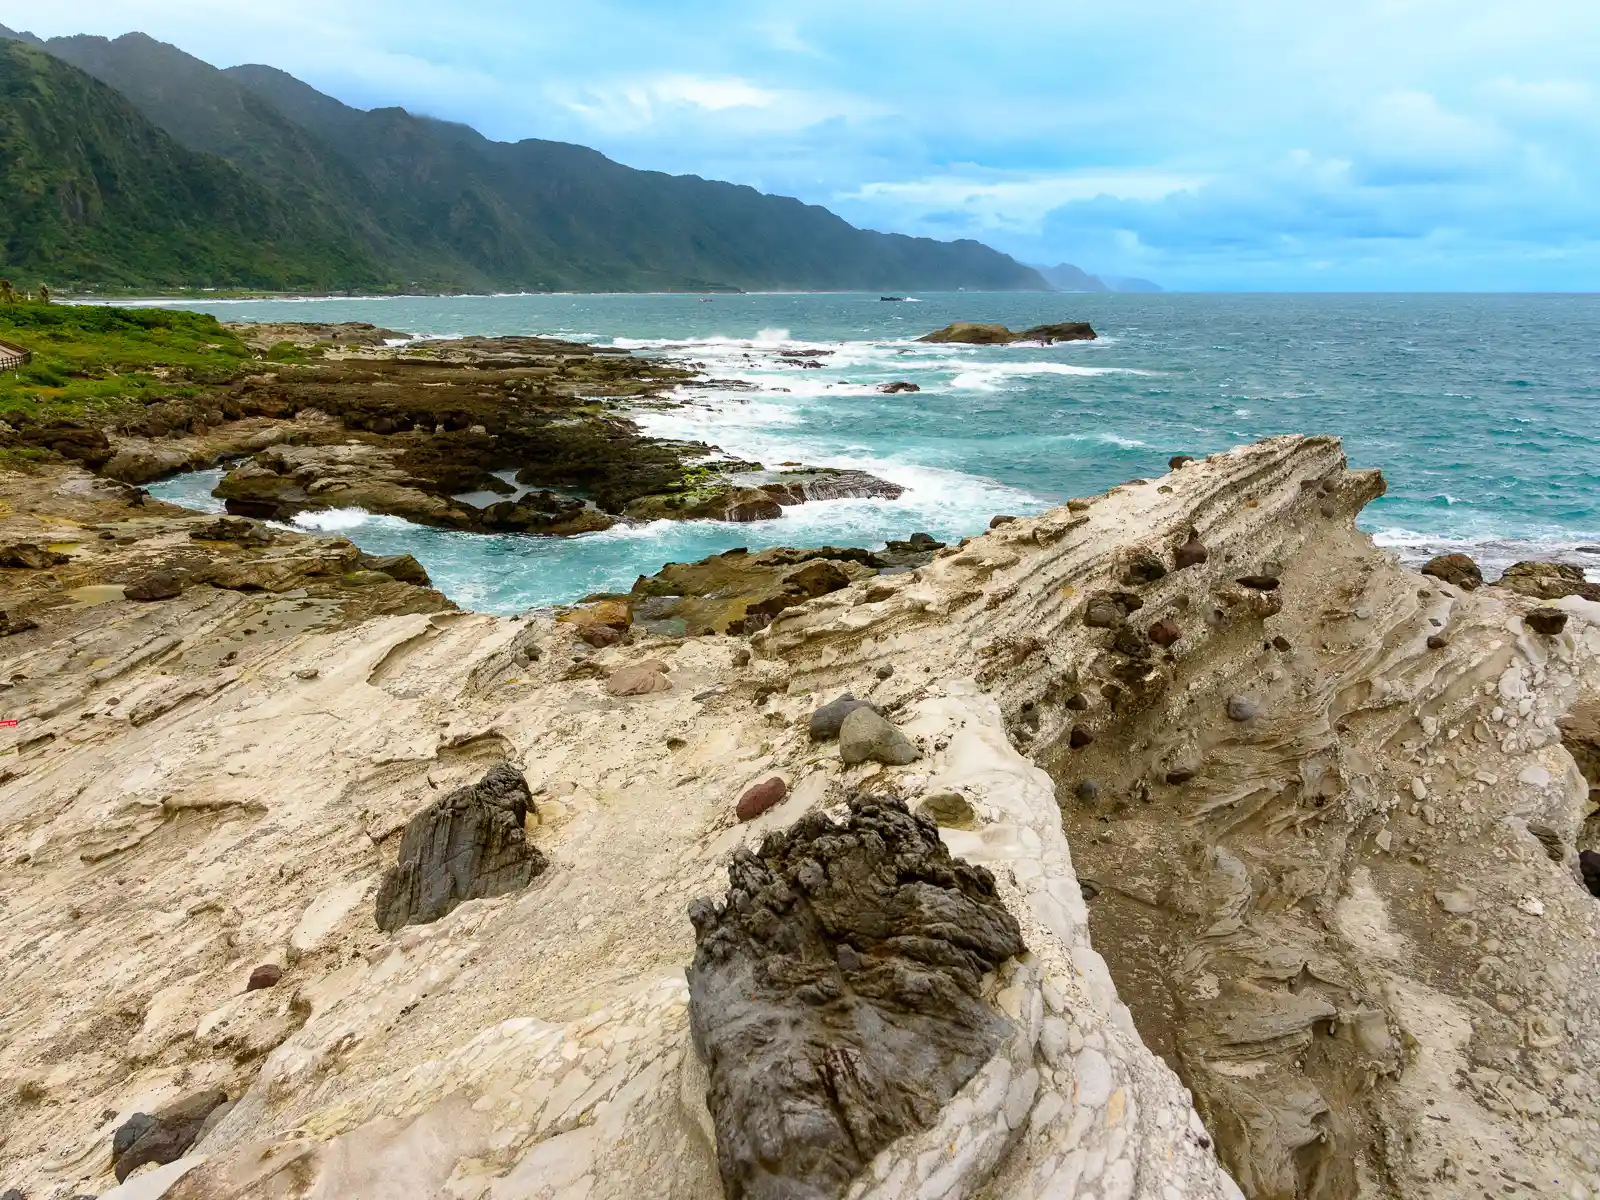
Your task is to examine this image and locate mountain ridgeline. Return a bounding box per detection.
[0,26,1051,293]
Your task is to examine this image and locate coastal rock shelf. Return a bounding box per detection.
[2,437,1598,1199]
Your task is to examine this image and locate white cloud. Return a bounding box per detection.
[839,170,1205,233]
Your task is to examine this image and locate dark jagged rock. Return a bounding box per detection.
[1427,634,1450,651]
[1070,727,1095,749]
[111,1089,228,1182]
[1581,850,1600,899]
[686,797,1025,1200]
[989,515,1017,528]
[0,542,70,569]
[757,469,905,505]
[123,570,183,601]
[838,707,921,765]
[1525,608,1569,637]
[1420,553,1483,592]
[1173,530,1209,570]
[809,695,878,741]
[1083,589,1144,628]
[374,763,547,932]
[1169,455,1195,469]
[878,381,921,394]
[479,491,615,535]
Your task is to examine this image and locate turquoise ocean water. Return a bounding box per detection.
[144,292,1600,612]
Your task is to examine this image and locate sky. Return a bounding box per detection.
[8,0,1600,290]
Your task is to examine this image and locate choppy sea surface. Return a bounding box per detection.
[145,292,1600,612]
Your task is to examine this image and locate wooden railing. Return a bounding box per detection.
[0,339,31,371]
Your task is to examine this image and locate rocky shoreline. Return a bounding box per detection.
[3,323,1600,1200]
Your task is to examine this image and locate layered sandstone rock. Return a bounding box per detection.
[2,437,1597,1200]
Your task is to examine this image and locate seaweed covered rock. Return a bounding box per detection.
[374,763,546,932]
[686,796,1025,1200]
[1495,560,1600,602]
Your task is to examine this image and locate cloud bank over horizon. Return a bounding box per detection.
[8,0,1599,290]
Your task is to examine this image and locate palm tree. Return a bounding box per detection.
[36,283,50,304]
[0,279,14,304]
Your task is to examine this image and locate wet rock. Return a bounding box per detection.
[0,542,70,569]
[809,695,878,741]
[1170,454,1195,469]
[1124,549,1169,585]
[1227,694,1262,722]
[632,546,880,635]
[839,707,921,765]
[1427,634,1450,650]
[374,763,547,932]
[757,469,905,506]
[989,514,1017,528]
[605,662,673,696]
[878,381,920,394]
[1149,618,1183,647]
[1174,530,1209,570]
[1495,561,1600,602]
[1235,575,1281,591]
[917,320,1096,344]
[246,964,283,991]
[111,1088,228,1182]
[686,797,1025,1200]
[1420,553,1483,591]
[1525,608,1569,636]
[737,777,788,822]
[123,570,183,601]
[0,610,39,637]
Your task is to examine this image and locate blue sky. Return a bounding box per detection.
[9,0,1600,289]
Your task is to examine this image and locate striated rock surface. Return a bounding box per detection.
[2,437,1598,1200]
[374,763,547,932]
[687,797,1025,1199]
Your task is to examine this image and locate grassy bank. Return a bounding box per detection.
[0,302,251,425]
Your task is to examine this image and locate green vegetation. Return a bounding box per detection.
[1,28,1048,294]
[0,39,385,293]
[0,302,249,423]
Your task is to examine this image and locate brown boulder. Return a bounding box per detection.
[1525,608,1569,636]
[1495,561,1600,602]
[1420,553,1483,591]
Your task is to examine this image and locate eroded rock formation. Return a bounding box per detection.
[2,437,1597,1200]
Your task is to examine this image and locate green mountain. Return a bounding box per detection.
[0,39,384,290]
[0,26,1049,293]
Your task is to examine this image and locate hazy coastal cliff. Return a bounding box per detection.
[3,435,1598,1199]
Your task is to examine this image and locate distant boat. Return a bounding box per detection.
[880,296,908,302]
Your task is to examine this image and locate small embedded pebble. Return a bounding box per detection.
[1065,693,1089,711]
[1076,780,1101,802]
[1069,727,1095,749]
[988,515,1017,528]
[247,964,284,991]
[1149,618,1182,648]
[736,777,788,821]
[876,664,894,680]
[1235,575,1280,591]
[1226,694,1261,722]
[732,647,751,666]
[1169,455,1194,469]
[294,668,319,680]
[1166,769,1196,785]
[1426,634,1449,650]
[1271,635,1292,652]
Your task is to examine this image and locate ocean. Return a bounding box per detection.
[144,291,1600,612]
